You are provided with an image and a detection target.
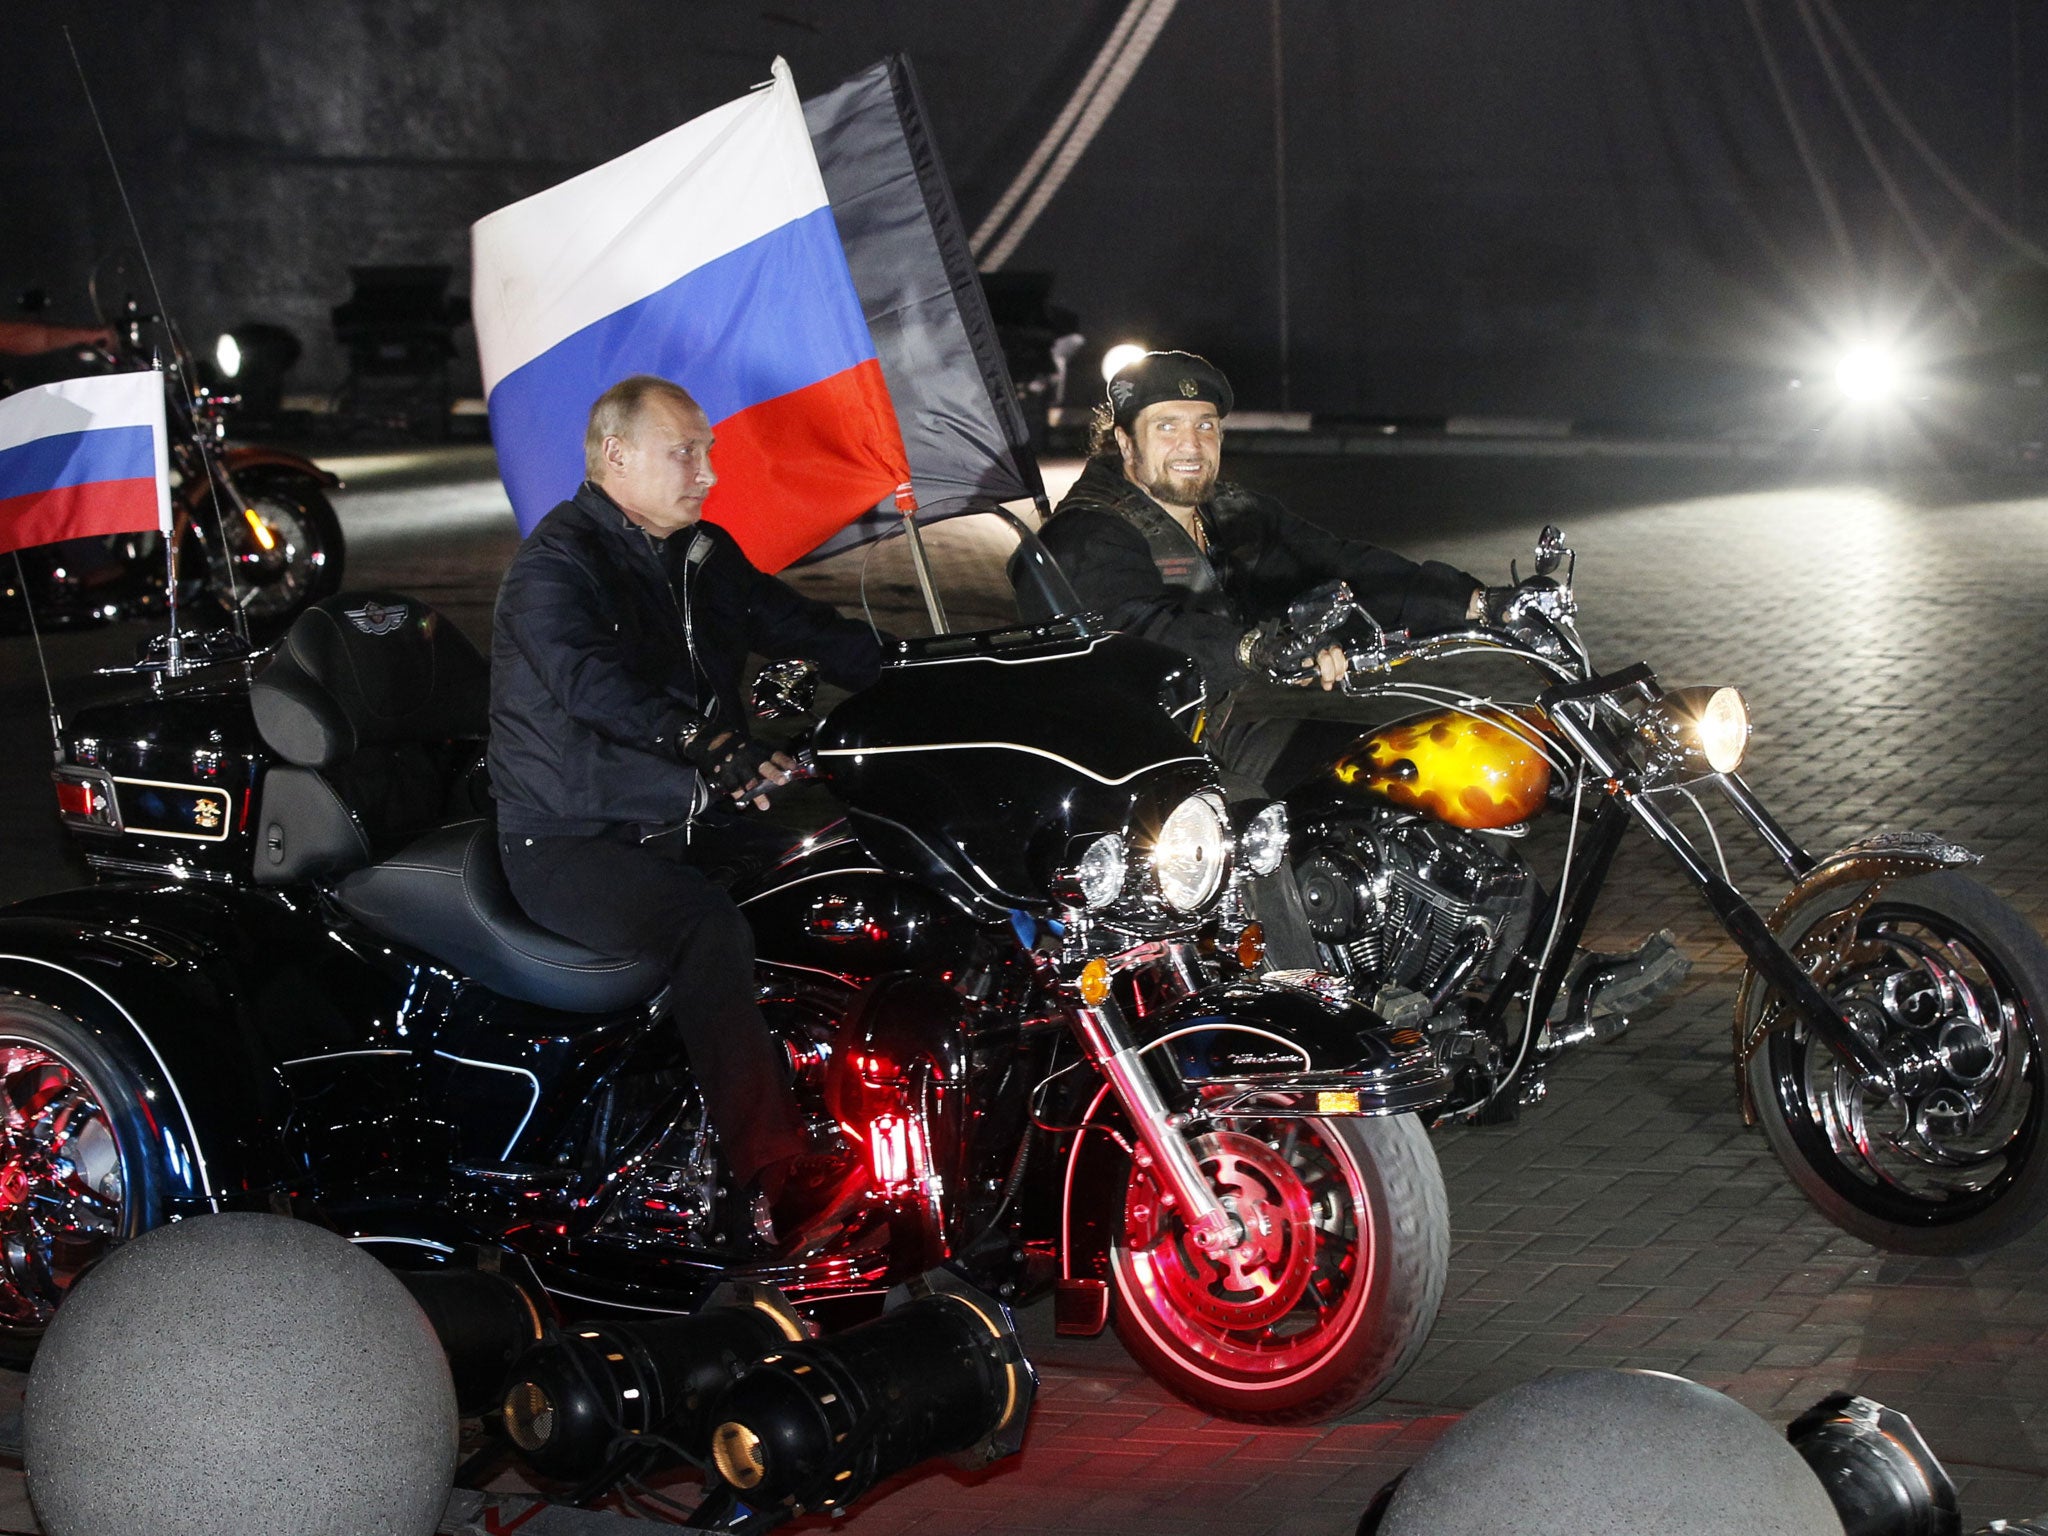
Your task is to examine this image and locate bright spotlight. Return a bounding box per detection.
[1834,344,1900,403]
[214,332,243,379]
[1101,342,1149,383]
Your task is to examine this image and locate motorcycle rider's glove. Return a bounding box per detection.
[1480,585,1519,624]
[1239,621,1313,681]
[685,728,773,799]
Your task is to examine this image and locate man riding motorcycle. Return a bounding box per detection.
[1037,350,1482,793]
[1037,349,1683,1015]
[490,374,884,1251]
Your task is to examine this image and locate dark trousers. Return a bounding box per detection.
[499,816,804,1184]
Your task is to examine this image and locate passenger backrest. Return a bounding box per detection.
[250,593,489,884]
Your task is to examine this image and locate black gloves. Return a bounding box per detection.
[1480,585,1519,624]
[1240,622,1311,679]
[686,729,772,799]
[1240,579,1359,681]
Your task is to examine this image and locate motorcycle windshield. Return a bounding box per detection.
[804,511,1216,917]
[788,504,1080,639]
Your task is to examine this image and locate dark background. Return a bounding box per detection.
[3,1,2046,423]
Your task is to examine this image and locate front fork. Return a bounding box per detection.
[1539,702,1894,1086]
[1064,983,1243,1256]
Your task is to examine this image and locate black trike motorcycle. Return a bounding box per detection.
[0,517,1451,1426]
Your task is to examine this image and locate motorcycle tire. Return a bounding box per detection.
[1744,870,2048,1254]
[196,471,345,635]
[0,995,168,1366]
[1109,1110,1447,1423]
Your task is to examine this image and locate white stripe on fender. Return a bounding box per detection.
[815,741,1205,788]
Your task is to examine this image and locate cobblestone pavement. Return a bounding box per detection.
[2,449,2046,1530]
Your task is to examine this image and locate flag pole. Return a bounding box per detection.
[154,353,184,679]
[9,554,64,760]
[895,481,948,634]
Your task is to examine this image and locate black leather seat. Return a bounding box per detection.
[335,820,665,1014]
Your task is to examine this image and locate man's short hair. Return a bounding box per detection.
[584,375,702,478]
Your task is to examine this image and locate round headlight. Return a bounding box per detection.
[1645,685,1751,779]
[1237,801,1288,878]
[1153,793,1228,912]
[1696,686,1750,774]
[1072,833,1127,909]
[214,331,242,379]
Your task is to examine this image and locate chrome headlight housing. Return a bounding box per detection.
[1065,833,1128,910]
[1235,801,1289,878]
[1642,685,1750,780]
[1152,792,1229,912]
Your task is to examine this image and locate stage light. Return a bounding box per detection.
[1787,1393,1959,1536]
[1101,342,1149,382]
[705,1269,1035,1520]
[495,1280,809,1483]
[208,322,303,415]
[394,1263,547,1416]
[1835,343,1902,403]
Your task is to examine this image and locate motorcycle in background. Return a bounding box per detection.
[0,290,343,634]
[1244,527,2048,1255]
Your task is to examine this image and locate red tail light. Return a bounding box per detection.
[53,778,96,818]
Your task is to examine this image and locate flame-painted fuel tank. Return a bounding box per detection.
[1328,708,1550,830]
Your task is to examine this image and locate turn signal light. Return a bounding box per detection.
[242,506,277,552]
[1236,922,1267,970]
[1077,958,1111,1006]
[1316,1089,1361,1115]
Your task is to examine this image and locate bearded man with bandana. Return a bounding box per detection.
[1036,348,1687,1023]
[1038,350,1484,794]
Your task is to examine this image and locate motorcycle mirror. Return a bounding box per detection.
[1285,578,1355,637]
[752,657,818,721]
[1533,525,1568,578]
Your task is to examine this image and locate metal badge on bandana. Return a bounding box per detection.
[1178,377,1200,398]
[344,600,408,636]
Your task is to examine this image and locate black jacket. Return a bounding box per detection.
[489,482,883,835]
[1038,456,1477,697]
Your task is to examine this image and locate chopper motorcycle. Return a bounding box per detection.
[0,520,1454,1425]
[0,297,343,634]
[1239,525,2048,1256]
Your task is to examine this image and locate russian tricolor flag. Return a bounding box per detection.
[473,59,912,573]
[0,370,171,559]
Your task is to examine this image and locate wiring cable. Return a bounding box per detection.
[1791,0,1977,322]
[976,0,1180,270]
[1738,0,1858,279]
[970,0,1152,257]
[1810,0,2048,272]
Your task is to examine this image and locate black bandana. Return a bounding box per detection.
[1106,350,1234,430]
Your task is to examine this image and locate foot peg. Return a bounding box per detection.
[1544,929,1691,1048]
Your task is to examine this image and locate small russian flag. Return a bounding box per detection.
[0,369,171,559]
[473,58,911,573]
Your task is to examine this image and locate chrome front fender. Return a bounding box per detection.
[1731,830,1982,1119]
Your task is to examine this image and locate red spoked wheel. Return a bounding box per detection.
[1109,1111,1446,1423]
